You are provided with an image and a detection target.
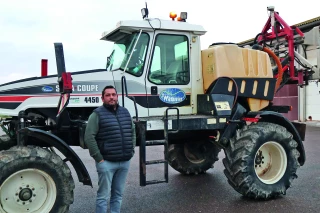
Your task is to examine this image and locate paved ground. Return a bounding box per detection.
[67,125,320,213]
[1,125,319,213]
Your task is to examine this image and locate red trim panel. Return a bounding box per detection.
[0,94,148,102]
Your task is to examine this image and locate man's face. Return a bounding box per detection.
[102,88,118,106]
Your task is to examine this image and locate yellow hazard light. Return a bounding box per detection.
[169,12,177,20]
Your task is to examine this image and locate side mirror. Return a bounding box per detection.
[106,56,111,69]
[106,50,115,70]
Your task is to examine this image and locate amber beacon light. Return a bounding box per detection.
[169,12,177,20]
[170,12,188,21]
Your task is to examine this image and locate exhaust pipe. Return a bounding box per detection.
[41,59,48,77]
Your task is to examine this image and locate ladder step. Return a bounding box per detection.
[146,140,166,146]
[146,159,167,165]
[146,180,168,185]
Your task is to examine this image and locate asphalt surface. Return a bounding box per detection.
[67,125,320,213]
[0,126,319,213]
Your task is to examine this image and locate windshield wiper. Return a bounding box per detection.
[121,30,142,73]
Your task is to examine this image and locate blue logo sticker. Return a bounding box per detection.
[159,88,186,104]
[42,86,53,92]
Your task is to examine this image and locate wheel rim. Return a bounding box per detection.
[184,143,206,164]
[0,169,57,213]
[254,141,287,184]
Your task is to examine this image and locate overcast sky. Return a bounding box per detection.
[0,0,319,84]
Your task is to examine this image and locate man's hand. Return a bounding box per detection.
[99,159,104,163]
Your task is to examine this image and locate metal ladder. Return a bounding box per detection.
[138,107,179,186]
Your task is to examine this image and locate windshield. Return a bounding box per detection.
[106,32,149,76]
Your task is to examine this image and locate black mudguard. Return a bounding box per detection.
[247,111,306,166]
[19,127,93,186]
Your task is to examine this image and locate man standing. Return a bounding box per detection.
[84,85,136,213]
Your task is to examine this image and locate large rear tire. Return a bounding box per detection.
[168,140,221,175]
[223,122,300,199]
[0,145,75,213]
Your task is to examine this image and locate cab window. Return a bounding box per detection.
[148,34,190,85]
[107,32,150,76]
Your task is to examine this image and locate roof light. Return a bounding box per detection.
[141,2,149,19]
[141,8,149,19]
[176,12,188,22]
[180,12,187,20]
[169,12,177,20]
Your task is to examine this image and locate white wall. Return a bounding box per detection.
[306,80,320,120]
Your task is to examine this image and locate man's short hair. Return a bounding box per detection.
[102,85,117,97]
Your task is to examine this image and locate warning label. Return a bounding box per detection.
[215,101,231,111]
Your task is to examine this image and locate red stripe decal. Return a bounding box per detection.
[0,96,33,102]
[0,92,191,102]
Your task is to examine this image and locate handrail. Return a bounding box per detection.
[121,76,139,121]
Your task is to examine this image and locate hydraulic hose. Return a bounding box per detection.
[252,44,283,94]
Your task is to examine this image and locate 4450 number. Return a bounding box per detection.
[84,97,99,103]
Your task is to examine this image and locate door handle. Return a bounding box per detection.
[151,86,157,95]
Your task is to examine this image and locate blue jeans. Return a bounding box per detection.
[95,159,131,213]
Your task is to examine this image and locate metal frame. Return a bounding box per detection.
[241,7,320,87]
[257,8,304,83]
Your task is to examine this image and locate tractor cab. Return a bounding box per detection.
[100,11,206,117]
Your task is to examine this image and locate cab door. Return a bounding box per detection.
[109,31,152,118]
[145,31,193,117]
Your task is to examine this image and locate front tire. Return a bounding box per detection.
[223,122,300,199]
[168,140,221,175]
[0,145,75,213]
